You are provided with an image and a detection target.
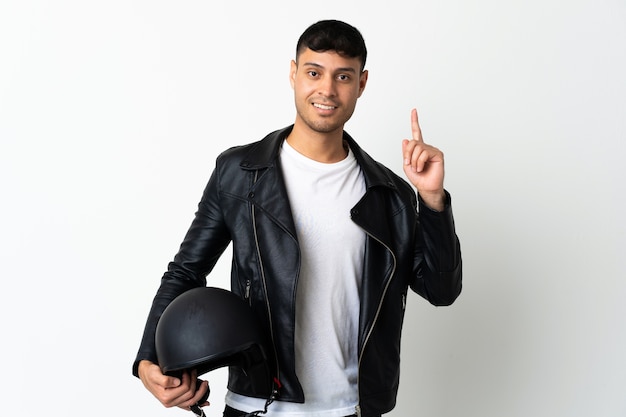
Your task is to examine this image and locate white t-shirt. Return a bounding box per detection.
[226,140,366,416]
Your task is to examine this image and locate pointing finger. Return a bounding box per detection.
[411,108,423,142]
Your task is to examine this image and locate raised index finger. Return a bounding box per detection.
[411,108,423,142]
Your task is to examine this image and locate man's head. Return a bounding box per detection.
[289,20,369,138]
[296,20,367,72]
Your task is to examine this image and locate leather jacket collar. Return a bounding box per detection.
[239,125,398,192]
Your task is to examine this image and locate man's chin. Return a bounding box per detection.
[304,117,345,134]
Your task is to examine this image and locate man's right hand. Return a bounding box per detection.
[138,360,210,411]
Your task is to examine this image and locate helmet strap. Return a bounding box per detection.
[188,377,280,417]
[242,377,281,416]
[190,404,206,417]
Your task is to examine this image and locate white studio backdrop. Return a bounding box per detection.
[1,1,625,416]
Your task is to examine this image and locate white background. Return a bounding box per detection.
[1,1,625,416]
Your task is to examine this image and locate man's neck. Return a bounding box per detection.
[286,123,347,163]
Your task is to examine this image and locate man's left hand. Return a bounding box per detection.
[402,108,446,211]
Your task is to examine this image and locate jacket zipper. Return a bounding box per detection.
[250,170,281,392]
[244,279,252,305]
[355,231,397,416]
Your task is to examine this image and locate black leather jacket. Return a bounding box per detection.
[133,126,462,417]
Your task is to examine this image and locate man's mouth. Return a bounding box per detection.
[313,103,337,110]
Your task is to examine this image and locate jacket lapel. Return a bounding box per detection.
[239,126,298,239]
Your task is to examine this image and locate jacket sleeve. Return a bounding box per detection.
[410,190,462,306]
[132,163,232,377]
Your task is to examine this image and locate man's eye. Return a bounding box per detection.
[338,74,350,81]
[308,71,319,77]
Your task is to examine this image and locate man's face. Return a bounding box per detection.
[290,48,368,135]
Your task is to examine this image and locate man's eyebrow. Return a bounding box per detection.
[301,62,358,73]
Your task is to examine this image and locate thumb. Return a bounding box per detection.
[401,139,408,161]
[163,375,182,388]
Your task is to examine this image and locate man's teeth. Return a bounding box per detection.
[314,103,335,110]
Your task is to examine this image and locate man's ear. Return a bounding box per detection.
[289,60,297,89]
[358,69,369,97]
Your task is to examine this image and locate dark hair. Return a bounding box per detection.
[296,20,367,71]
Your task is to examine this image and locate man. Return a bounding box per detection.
[133,19,462,417]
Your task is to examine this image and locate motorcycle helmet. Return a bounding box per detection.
[155,286,271,389]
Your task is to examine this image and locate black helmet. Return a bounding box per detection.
[155,286,271,387]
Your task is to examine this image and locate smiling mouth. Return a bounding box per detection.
[313,103,337,110]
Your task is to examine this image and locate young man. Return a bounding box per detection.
[133,20,462,417]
